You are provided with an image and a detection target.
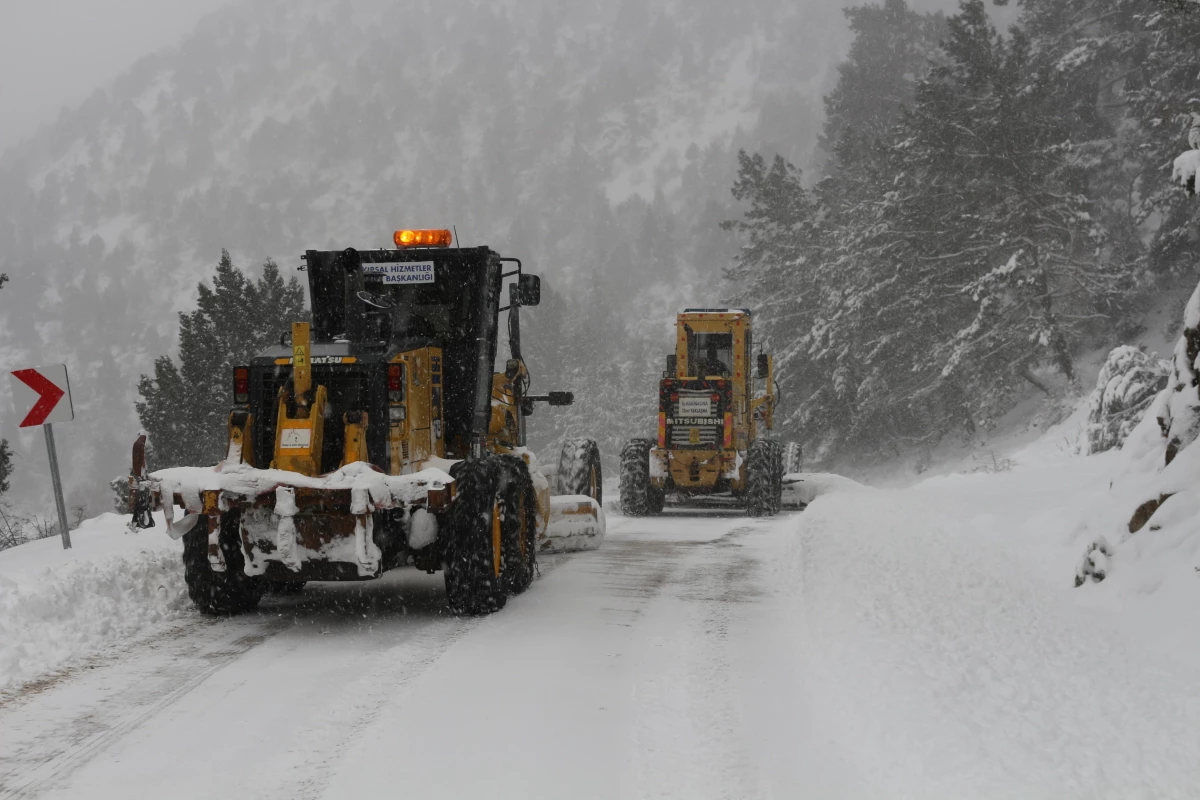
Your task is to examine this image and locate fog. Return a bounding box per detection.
[0,0,231,151]
[0,0,1074,515]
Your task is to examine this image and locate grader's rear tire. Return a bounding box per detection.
[746,440,781,518]
[444,457,508,615]
[556,438,603,505]
[772,441,785,514]
[620,438,662,516]
[497,454,537,597]
[181,511,265,616]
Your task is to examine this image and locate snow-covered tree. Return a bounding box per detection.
[821,0,947,160]
[724,0,1145,462]
[1126,1,1200,273]
[1083,345,1170,454]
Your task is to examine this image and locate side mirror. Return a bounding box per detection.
[548,391,573,406]
[665,354,677,376]
[505,358,521,379]
[517,273,541,306]
[756,353,770,380]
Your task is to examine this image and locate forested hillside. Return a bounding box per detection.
[729,0,1200,466]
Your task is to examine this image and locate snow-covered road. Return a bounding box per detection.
[3,473,1199,799]
[0,511,811,799]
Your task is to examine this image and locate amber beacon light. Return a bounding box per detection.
[394,229,453,248]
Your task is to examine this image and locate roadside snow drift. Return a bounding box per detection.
[782,460,1200,796]
[0,513,186,690]
[1073,280,1200,601]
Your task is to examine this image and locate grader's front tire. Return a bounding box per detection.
[620,438,662,516]
[181,511,265,616]
[746,440,781,518]
[444,457,508,615]
[556,437,603,505]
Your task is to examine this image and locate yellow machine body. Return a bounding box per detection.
[271,323,329,476]
[387,347,446,475]
[652,309,775,494]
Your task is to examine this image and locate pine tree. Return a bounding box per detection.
[821,0,947,161]
[723,151,819,320]
[136,250,307,468]
[722,151,840,446]
[1124,1,1200,273]
[723,1,950,457]
[1013,0,1145,282]
[906,3,1131,413]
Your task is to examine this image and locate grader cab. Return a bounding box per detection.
[619,308,799,516]
[130,231,604,616]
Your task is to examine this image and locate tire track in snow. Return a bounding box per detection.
[243,615,479,800]
[628,520,775,799]
[1,560,576,800]
[0,617,206,712]
[0,619,290,799]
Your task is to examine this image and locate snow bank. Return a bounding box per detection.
[777,454,1200,794]
[0,512,188,690]
[1072,281,1200,607]
[782,471,866,507]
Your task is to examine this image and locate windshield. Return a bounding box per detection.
[688,332,733,377]
[377,280,477,344]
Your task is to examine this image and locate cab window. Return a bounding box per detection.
[688,332,733,377]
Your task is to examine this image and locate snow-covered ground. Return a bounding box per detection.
[2,446,1200,797]
[0,512,184,690]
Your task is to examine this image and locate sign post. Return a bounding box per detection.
[8,364,75,549]
[43,423,71,549]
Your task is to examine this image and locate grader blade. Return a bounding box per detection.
[538,495,605,553]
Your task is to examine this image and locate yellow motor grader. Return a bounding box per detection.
[129,231,604,616]
[619,308,799,516]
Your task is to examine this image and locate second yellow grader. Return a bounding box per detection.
[620,308,800,517]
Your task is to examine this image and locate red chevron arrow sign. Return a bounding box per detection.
[9,364,73,427]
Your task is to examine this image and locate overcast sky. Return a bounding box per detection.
[0,0,231,153]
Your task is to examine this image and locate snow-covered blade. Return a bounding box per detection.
[132,460,454,579]
[782,472,865,509]
[148,461,454,522]
[539,496,605,554]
